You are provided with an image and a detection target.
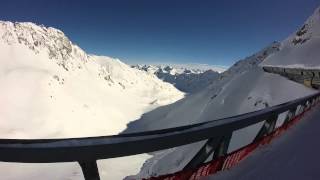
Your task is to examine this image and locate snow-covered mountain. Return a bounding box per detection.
[0,21,184,179]
[262,7,320,68]
[125,38,317,178]
[133,64,221,93]
[0,21,184,138]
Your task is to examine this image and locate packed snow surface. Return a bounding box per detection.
[205,104,320,180]
[262,7,320,69]
[0,21,184,180]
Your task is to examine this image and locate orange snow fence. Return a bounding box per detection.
[145,104,315,180]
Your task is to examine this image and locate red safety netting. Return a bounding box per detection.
[144,103,316,180]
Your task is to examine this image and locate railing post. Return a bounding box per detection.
[305,100,311,109]
[298,105,305,114]
[78,161,100,180]
[284,107,297,124]
[254,114,278,142]
[212,133,232,159]
[306,101,311,110]
[183,136,231,169]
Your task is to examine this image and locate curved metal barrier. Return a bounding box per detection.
[0,90,319,180]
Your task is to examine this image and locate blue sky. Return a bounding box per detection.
[0,0,319,66]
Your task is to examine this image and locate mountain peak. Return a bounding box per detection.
[0,21,88,71]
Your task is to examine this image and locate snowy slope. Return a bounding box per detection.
[124,41,317,179]
[133,64,220,93]
[262,7,320,69]
[0,21,184,179]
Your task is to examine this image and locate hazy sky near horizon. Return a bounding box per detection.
[0,0,319,66]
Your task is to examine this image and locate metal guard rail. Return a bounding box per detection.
[0,92,320,180]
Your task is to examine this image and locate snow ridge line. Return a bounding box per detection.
[145,100,318,180]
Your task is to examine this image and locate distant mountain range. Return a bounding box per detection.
[132,64,223,93]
